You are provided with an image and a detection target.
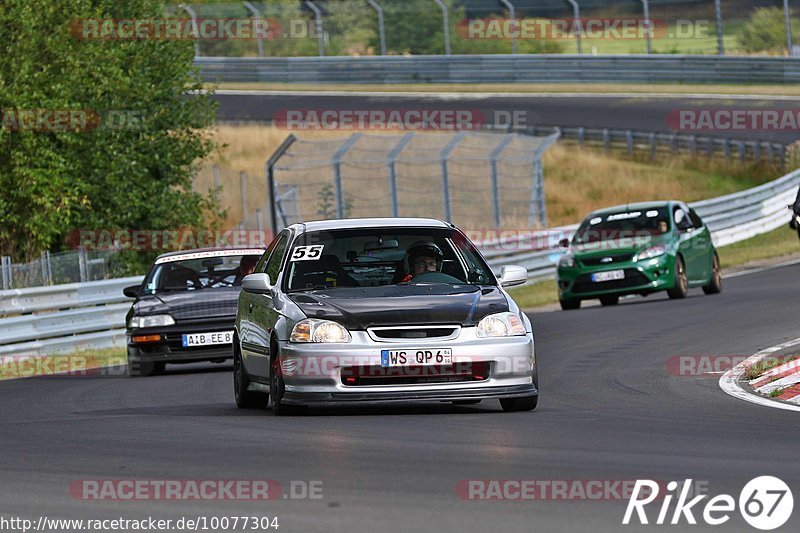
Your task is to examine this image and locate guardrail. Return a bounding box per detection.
[196,55,800,84]
[0,276,142,356]
[2,168,799,355]
[483,168,800,280]
[526,126,787,168]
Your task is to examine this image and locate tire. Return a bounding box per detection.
[500,396,538,412]
[127,355,153,377]
[270,346,305,416]
[559,298,581,310]
[667,256,689,299]
[234,344,267,409]
[599,295,619,306]
[702,252,722,295]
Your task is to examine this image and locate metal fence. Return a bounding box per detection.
[1,249,120,290]
[178,1,799,58]
[196,54,800,84]
[268,130,560,233]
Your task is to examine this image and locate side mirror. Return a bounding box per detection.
[123,285,140,298]
[498,265,528,288]
[242,273,273,294]
[558,238,570,248]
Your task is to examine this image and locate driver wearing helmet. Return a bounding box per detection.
[397,241,443,283]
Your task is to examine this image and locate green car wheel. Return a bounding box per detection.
[667,256,688,299]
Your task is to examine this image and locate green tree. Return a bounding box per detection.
[316,183,352,219]
[737,7,800,54]
[0,0,219,262]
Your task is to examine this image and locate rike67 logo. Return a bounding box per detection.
[623,476,793,530]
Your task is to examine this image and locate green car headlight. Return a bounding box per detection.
[635,245,666,262]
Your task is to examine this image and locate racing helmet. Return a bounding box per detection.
[405,241,444,272]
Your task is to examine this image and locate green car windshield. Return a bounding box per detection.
[574,207,671,244]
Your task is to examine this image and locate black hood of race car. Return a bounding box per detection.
[132,287,241,321]
[287,284,509,330]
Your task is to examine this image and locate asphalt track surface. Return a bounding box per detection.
[213,92,800,144]
[2,262,799,532]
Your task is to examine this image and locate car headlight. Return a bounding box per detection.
[476,312,527,338]
[558,253,575,268]
[635,245,667,262]
[290,319,352,343]
[129,314,175,328]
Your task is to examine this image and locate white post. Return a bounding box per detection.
[177,4,201,57]
[565,1,582,55]
[367,0,387,55]
[432,0,452,56]
[243,1,265,57]
[499,0,517,54]
[305,1,325,57]
[640,0,652,54]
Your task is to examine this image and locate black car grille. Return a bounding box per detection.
[579,253,634,267]
[169,301,238,321]
[571,269,650,294]
[369,327,459,340]
[341,362,490,386]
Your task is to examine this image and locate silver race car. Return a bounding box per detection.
[233,218,537,414]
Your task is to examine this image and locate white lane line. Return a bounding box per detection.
[210,89,800,101]
[719,337,800,412]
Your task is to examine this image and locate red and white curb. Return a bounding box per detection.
[719,336,800,412]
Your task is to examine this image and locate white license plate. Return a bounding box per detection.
[591,269,625,283]
[181,331,233,347]
[381,348,452,367]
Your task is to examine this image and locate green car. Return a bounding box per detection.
[556,201,722,310]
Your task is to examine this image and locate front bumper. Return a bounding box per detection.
[126,318,235,364]
[557,254,674,300]
[277,328,537,405]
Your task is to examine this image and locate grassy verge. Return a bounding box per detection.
[0,349,127,381]
[718,226,799,269]
[743,354,799,381]
[211,81,800,97]
[510,226,800,310]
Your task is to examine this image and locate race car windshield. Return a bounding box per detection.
[140,254,262,294]
[285,228,495,291]
[573,208,670,244]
